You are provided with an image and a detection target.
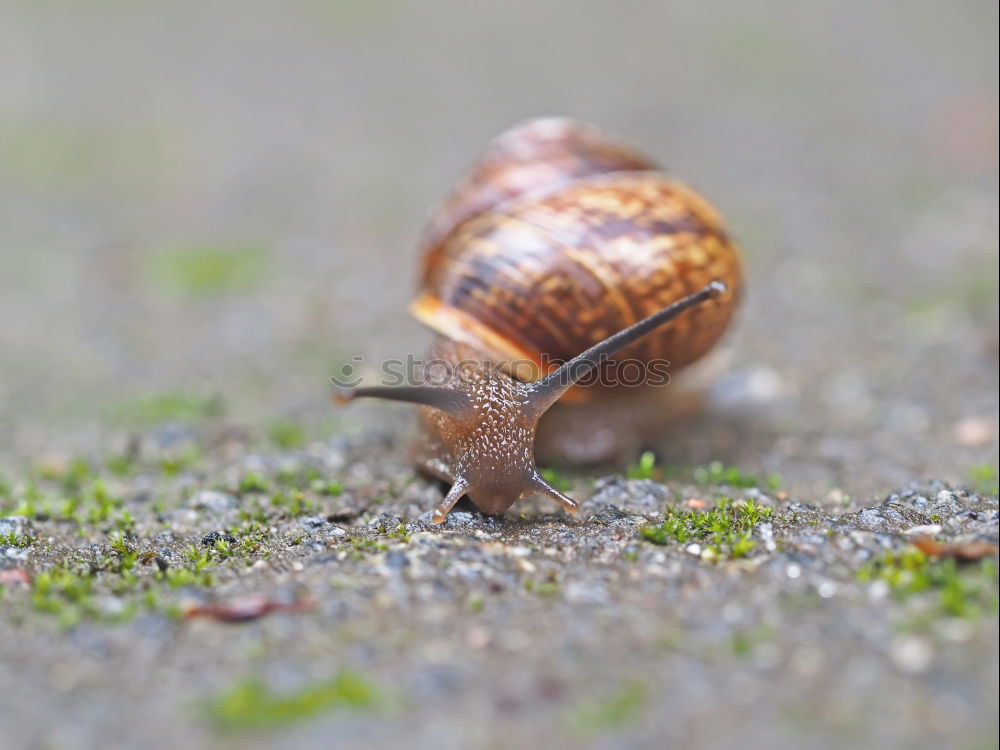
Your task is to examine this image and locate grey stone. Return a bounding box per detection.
[189,490,239,514]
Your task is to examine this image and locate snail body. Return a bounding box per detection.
[341,118,743,522]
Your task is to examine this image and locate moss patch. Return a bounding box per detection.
[205,672,380,730]
[640,498,773,559]
[858,546,999,620]
[146,244,269,298]
[693,461,781,490]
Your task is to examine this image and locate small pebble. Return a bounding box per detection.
[890,636,934,673]
[817,581,837,598]
[902,524,942,536]
[0,517,32,537]
[201,531,236,547]
[190,490,239,515]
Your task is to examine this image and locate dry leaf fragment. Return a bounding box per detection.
[951,416,994,447]
[912,536,998,562]
[184,593,314,623]
[0,568,32,586]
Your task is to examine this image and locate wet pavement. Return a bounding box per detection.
[0,1,997,748]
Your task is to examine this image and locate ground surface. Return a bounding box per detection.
[0,1,998,749]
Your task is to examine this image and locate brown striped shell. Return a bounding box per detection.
[420,117,657,270]
[412,118,743,389]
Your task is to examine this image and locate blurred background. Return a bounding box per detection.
[0,0,996,493]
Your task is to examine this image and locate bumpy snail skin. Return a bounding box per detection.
[341,282,725,522]
[410,340,577,520]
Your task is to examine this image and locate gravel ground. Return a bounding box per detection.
[0,2,997,749]
[0,428,997,749]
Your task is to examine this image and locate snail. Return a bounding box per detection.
[338,117,743,523]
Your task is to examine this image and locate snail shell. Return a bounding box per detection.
[339,118,744,516]
[420,117,656,259]
[411,117,743,386]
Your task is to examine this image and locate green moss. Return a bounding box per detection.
[102,541,140,586]
[269,491,316,517]
[656,627,683,652]
[24,534,226,626]
[858,546,998,619]
[183,545,213,571]
[163,567,214,588]
[35,457,92,495]
[523,576,561,597]
[4,473,136,529]
[693,461,781,490]
[269,420,306,450]
[386,522,410,542]
[275,464,320,489]
[107,533,134,558]
[239,473,271,494]
[146,243,269,298]
[238,503,270,526]
[317,480,344,497]
[235,529,268,557]
[4,482,37,518]
[626,451,658,480]
[539,467,573,493]
[969,463,999,496]
[730,624,775,657]
[106,453,136,477]
[349,538,388,558]
[568,680,648,733]
[28,564,140,628]
[114,509,138,535]
[213,538,235,557]
[0,531,36,548]
[159,445,203,477]
[205,672,379,730]
[640,498,773,560]
[644,515,692,545]
[31,569,90,627]
[729,533,757,558]
[109,392,224,426]
[82,479,125,524]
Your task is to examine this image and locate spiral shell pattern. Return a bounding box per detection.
[413,118,743,386]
